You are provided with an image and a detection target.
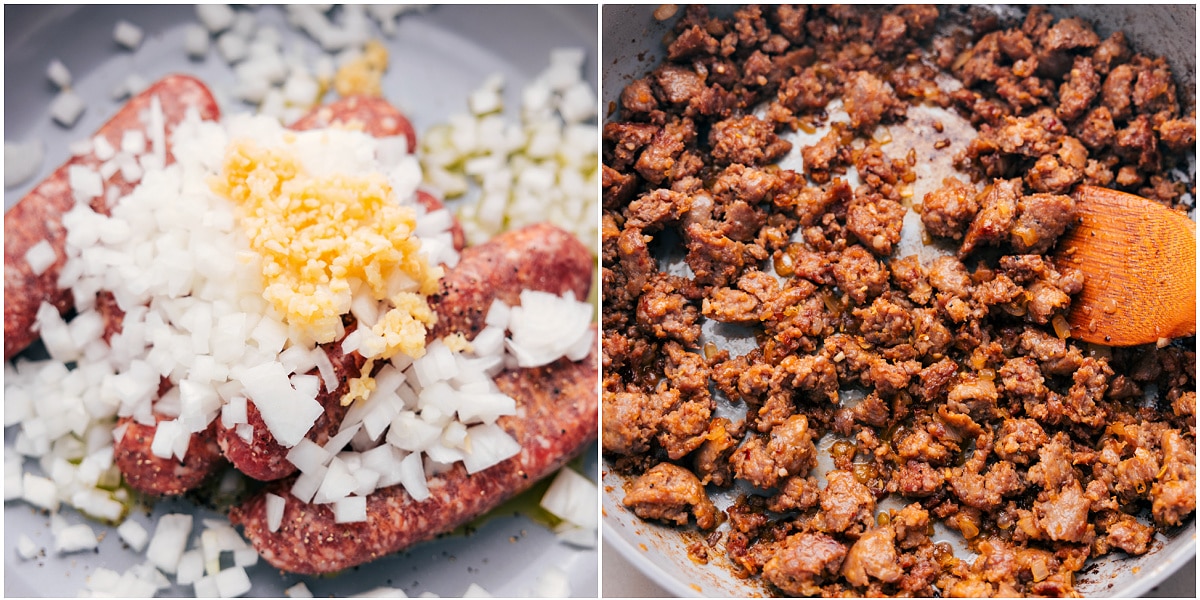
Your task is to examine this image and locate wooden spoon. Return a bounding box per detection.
[1054,185,1196,346]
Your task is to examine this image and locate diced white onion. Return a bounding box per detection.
[50,90,86,127]
[55,523,99,554]
[396,451,429,501]
[333,495,367,523]
[286,438,331,474]
[286,582,315,598]
[146,513,193,574]
[539,467,598,531]
[150,418,187,460]
[235,361,323,447]
[220,396,248,428]
[460,423,520,474]
[22,472,59,511]
[185,23,211,58]
[113,20,144,50]
[196,4,235,33]
[554,523,597,548]
[24,240,57,276]
[4,139,45,188]
[194,575,219,598]
[462,583,493,598]
[532,566,570,598]
[17,534,39,560]
[215,566,252,598]
[290,466,326,503]
[176,549,205,585]
[351,587,411,598]
[68,164,104,202]
[312,456,357,503]
[46,58,71,88]
[265,492,286,532]
[506,290,593,368]
[217,31,248,64]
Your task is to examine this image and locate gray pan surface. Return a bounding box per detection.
[4,5,598,597]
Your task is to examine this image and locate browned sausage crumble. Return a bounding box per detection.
[602,5,1195,597]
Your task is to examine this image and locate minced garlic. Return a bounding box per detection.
[334,39,389,98]
[342,359,377,407]
[214,138,441,359]
[442,332,471,353]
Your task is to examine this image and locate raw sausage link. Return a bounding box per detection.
[428,222,594,341]
[216,222,593,481]
[288,95,417,152]
[229,340,599,574]
[113,414,226,496]
[4,74,220,360]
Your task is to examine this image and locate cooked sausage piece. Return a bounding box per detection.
[622,462,719,530]
[216,222,593,481]
[229,343,598,574]
[4,75,220,360]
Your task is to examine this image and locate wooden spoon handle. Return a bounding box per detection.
[1055,185,1195,346]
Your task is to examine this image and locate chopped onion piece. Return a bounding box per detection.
[196,4,235,33]
[396,451,429,501]
[17,534,39,560]
[484,299,509,329]
[5,139,45,188]
[351,587,410,598]
[22,472,59,511]
[113,20,144,50]
[506,290,592,368]
[286,582,315,598]
[55,523,99,554]
[150,418,188,460]
[462,583,493,598]
[221,396,248,428]
[235,361,323,447]
[312,456,357,503]
[461,424,521,474]
[215,565,252,598]
[146,513,193,574]
[532,565,570,598]
[539,467,598,530]
[554,523,597,548]
[46,58,71,88]
[265,492,286,532]
[287,437,331,474]
[194,575,219,598]
[24,240,56,276]
[290,465,326,503]
[322,422,361,455]
[50,90,86,127]
[333,495,367,523]
[387,411,443,452]
[176,549,205,585]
